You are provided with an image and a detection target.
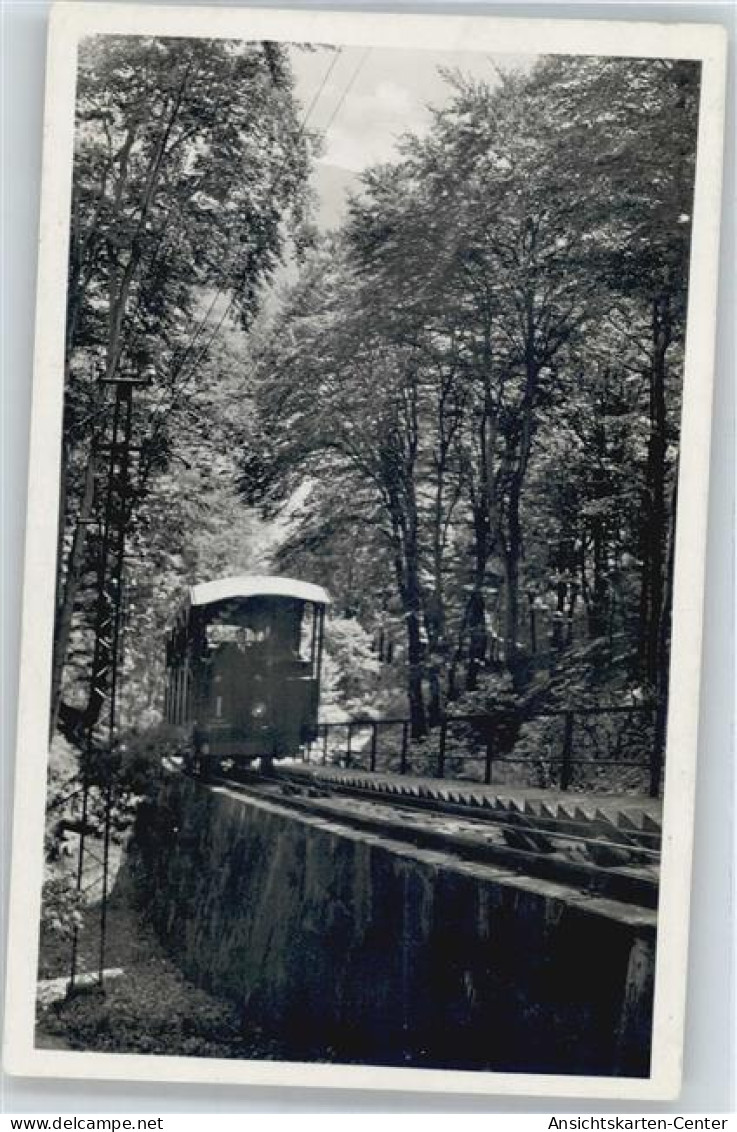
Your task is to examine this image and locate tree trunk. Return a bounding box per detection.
[566,583,578,647]
[638,293,671,687]
[652,476,678,790]
[502,539,523,689]
[402,516,428,738]
[463,389,495,693]
[501,460,528,691]
[496,298,539,693]
[552,580,566,651]
[385,437,427,739]
[589,518,608,638]
[402,575,428,738]
[465,585,487,691]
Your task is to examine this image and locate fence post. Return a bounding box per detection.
[370,722,378,773]
[484,733,494,785]
[400,722,409,775]
[346,722,353,768]
[438,718,448,779]
[561,711,574,791]
[322,724,328,766]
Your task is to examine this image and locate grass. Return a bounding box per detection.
[36,879,288,1060]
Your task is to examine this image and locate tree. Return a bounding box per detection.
[248,53,699,743]
[53,35,315,732]
[519,56,698,690]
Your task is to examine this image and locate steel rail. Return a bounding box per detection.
[192,766,659,910]
[277,769,662,858]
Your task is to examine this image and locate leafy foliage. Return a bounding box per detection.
[40,958,285,1059]
[40,877,85,944]
[51,48,698,791]
[54,35,315,732]
[249,56,697,742]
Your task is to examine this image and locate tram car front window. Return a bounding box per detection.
[164,576,329,774]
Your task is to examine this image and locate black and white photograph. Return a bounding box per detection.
[2,3,727,1100]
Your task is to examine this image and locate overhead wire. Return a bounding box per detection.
[167,43,366,404]
[321,47,371,134]
[152,45,365,418]
[73,42,374,473]
[84,47,331,447]
[120,41,374,521]
[159,47,345,393]
[139,54,344,442]
[298,46,343,129]
[135,46,355,482]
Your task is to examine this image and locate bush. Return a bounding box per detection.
[40,876,84,943]
[115,723,182,795]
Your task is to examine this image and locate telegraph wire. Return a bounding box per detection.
[96,48,340,439]
[140,46,356,438]
[298,46,343,130]
[166,46,345,384]
[147,48,343,402]
[72,45,363,453]
[321,46,371,133]
[144,46,372,444]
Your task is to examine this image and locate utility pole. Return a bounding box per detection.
[69,370,149,991]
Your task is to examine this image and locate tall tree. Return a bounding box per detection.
[248,54,699,738]
[53,35,314,731]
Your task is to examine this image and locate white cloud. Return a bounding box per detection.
[319,79,420,172]
[292,45,506,175]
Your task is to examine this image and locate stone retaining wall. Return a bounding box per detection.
[131,769,656,1076]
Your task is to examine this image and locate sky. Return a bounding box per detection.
[287,45,534,230]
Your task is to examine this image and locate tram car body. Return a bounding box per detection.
[164,576,330,769]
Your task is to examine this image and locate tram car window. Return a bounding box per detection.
[164,576,330,774]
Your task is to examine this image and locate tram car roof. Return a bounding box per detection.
[187,574,331,611]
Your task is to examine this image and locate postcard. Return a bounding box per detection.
[2,1,727,1100]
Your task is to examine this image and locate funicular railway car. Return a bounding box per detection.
[164,576,330,773]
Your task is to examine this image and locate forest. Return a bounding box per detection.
[51,37,699,794]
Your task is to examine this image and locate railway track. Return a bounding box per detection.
[282,765,662,851]
[191,763,659,911]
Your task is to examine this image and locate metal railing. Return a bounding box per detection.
[304,704,663,797]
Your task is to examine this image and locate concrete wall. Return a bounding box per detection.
[131,770,656,1076]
